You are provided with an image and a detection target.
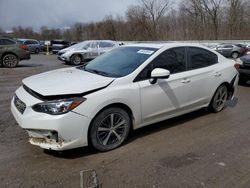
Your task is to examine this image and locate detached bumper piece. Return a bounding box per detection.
[27,129,64,150]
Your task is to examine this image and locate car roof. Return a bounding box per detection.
[18,38,38,41]
[125,42,209,50]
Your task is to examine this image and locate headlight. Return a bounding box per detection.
[32,97,86,115]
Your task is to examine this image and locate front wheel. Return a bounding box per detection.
[70,54,82,65]
[209,85,228,113]
[2,54,19,68]
[90,108,131,151]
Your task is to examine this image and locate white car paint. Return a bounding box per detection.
[11,43,238,151]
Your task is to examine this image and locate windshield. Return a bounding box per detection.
[82,46,157,78]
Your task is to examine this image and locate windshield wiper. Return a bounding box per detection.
[86,68,112,77]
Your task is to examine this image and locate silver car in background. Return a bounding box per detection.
[214,43,246,59]
[57,40,118,65]
[17,39,41,54]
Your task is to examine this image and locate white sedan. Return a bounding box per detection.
[11,43,239,151]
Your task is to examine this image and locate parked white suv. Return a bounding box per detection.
[11,43,238,151]
[57,40,118,65]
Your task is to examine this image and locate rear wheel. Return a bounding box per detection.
[35,48,40,54]
[70,54,82,65]
[209,85,228,113]
[231,52,239,59]
[2,54,18,68]
[90,107,131,151]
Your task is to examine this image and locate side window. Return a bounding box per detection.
[152,47,186,74]
[134,47,186,81]
[0,39,15,45]
[99,42,114,48]
[187,47,218,70]
[224,45,233,48]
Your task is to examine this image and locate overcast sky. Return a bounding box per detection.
[0,0,139,31]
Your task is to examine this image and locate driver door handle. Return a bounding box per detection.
[214,72,222,77]
[182,78,191,84]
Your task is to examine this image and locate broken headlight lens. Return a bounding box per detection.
[32,97,86,115]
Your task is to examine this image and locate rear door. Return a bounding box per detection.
[185,47,220,106]
[89,41,99,58]
[98,41,116,55]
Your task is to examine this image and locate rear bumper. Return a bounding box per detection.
[20,51,31,61]
[239,68,250,79]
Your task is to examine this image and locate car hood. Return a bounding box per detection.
[22,67,114,97]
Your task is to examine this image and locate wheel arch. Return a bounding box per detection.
[87,102,135,145]
[70,53,84,61]
[231,51,239,58]
[1,52,19,62]
[213,81,234,101]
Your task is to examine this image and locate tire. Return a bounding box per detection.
[90,107,131,151]
[231,52,239,59]
[35,48,40,54]
[70,54,82,65]
[209,85,228,113]
[2,54,19,68]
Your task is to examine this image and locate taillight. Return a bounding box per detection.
[19,44,28,50]
[234,63,240,71]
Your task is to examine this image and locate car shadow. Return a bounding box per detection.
[0,64,44,68]
[127,108,209,145]
[43,146,98,159]
[47,108,210,159]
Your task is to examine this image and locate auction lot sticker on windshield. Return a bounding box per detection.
[137,49,154,55]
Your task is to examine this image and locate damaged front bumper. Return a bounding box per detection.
[11,87,91,151]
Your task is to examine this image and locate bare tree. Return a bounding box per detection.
[200,0,224,39]
[140,0,171,39]
[227,0,245,39]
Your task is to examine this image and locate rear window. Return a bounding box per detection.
[187,47,218,70]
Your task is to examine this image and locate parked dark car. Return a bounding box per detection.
[238,54,250,84]
[214,43,246,59]
[17,39,41,54]
[51,40,70,54]
[0,37,30,68]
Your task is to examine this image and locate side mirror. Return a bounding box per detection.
[150,68,170,84]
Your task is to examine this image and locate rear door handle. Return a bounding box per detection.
[214,72,222,77]
[182,78,191,84]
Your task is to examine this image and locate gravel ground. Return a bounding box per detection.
[1,55,250,188]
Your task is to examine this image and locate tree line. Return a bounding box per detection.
[1,0,249,42]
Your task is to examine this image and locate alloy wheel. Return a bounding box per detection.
[97,113,127,147]
[232,52,239,59]
[71,55,81,65]
[2,54,18,68]
[212,85,228,112]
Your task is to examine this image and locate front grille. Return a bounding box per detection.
[14,95,26,114]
